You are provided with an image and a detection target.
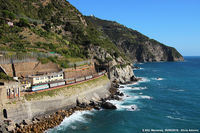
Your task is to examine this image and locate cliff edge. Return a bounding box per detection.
[86,16,184,62]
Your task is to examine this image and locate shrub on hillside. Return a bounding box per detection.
[17,18,29,27]
[0,72,13,81]
[2,10,16,20]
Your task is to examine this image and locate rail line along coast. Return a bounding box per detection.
[0,53,111,128]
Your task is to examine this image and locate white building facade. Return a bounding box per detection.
[28,71,64,85]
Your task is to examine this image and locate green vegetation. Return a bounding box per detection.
[86,16,183,62]
[114,63,130,69]
[0,0,183,70]
[0,0,129,64]
[24,75,108,101]
[1,10,16,20]
[0,72,13,81]
[17,18,30,27]
[37,57,50,64]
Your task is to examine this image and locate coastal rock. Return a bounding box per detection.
[94,106,101,110]
[7,125,15,132]
[116,92,124,96]
[78,102,88,108]
[111,95,121,100]
[88,45,136,84]
[110,65,136,84]
[0,123,9,133]
[132,66,140,70]
[86,16,184,62]
[76,98,81,106]
[111,82,119,91]
[22,119,32,125]
[119,86,125,88]
[101,102,117,109]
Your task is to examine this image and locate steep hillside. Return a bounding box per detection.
[0,0,135,83]
[0,0,184,83]
[86,16,184,62]
[0,0,124,58]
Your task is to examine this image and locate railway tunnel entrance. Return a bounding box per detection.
[3,109,7,119]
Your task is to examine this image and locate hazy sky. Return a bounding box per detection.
[68,0,200,56]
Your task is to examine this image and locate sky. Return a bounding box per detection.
[68,0,200,56]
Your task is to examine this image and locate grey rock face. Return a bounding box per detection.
[110,65,135,84]
[88,45,135,83]
[119,41,184,62]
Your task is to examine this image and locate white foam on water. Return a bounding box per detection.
[120,94,131,100]
[107,98,140,111]
[70,125,77,130]
[131,87,147,90]
[166,116,186,121]
[121,104,139,111]
[168,89,185,92]
[152,78,165,81]
[140,95,153,99]
[119,85,133,91]
[107,99,127,111]
[47,111,93,132]
[134,68,144,70]
[138,77,151,83]
[119,77,150,88]
[114,77,151,112]
[132,95,140,100]
[107,99,124,109]
[131,95,153,100]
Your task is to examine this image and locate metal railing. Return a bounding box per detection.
[0,52,60,64]
[68,60,92,67]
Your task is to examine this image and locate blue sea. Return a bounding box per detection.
[48,56,200,133]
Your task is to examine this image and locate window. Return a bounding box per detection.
[36,78,39,80]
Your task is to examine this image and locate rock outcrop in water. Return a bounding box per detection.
[101,102,117,109]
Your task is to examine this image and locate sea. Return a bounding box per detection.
[48,56,200,133]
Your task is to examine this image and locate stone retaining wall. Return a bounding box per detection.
[0,76,111,123]
[64,64,96,79]
[0,61,60,77]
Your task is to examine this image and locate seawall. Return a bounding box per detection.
[0,75,111,123]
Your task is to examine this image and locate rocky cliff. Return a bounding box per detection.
[86,16,184,62]
[88,45,135,83]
